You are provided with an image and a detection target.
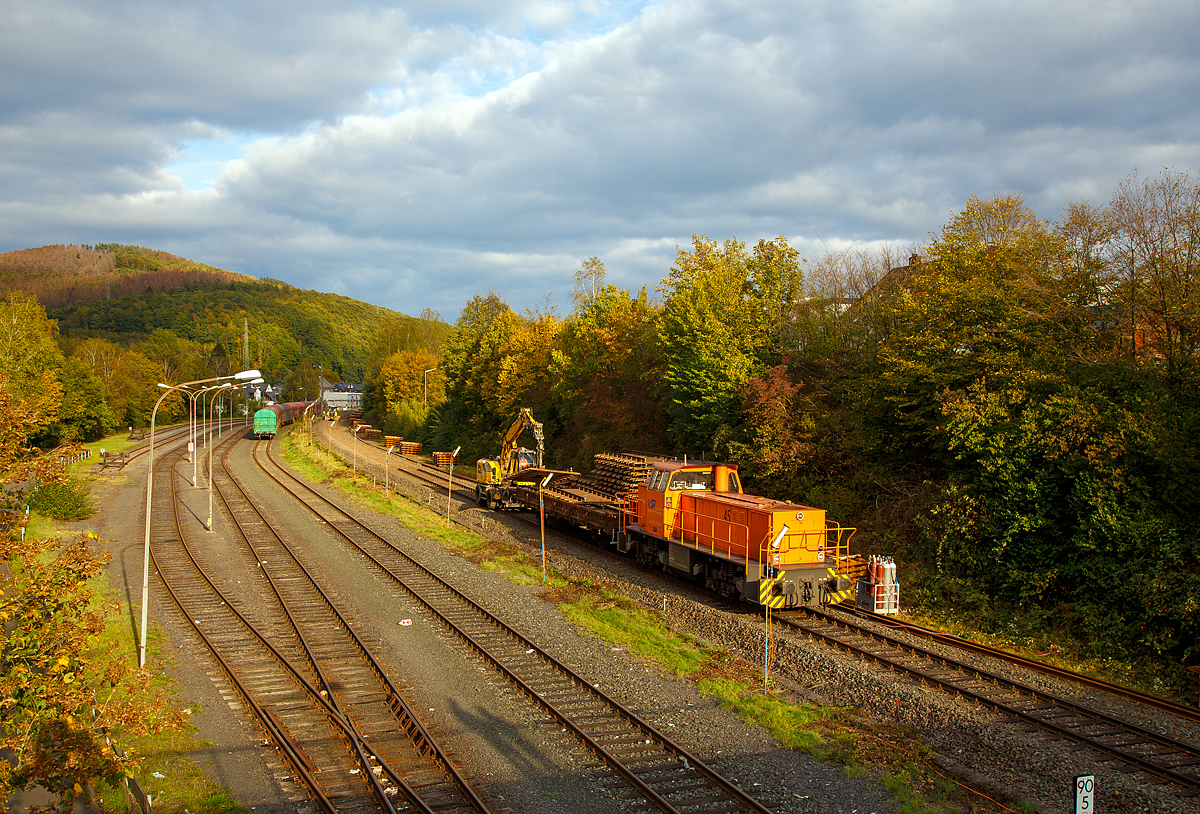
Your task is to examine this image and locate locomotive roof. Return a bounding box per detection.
[699,490,820,512]
[650,460,739,471]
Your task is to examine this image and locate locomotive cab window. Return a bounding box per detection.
[727,470,742,493]
[669,470,713,491]
[649,470,671,492]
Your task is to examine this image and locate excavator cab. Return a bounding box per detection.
[514,448,538,472]
[477,458,504,485]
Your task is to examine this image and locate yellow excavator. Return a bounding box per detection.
[475,407,545,509]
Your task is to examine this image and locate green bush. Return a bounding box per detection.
[29,478,96,521]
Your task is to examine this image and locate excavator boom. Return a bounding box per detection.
[476,407,544,488]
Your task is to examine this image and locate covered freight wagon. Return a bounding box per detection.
[252,401,316,439]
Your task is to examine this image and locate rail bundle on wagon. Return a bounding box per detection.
[488,451,900,613]
[252,401,318,439]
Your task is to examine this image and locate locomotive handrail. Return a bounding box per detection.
[632,487,836,568]
[824,522,858,571]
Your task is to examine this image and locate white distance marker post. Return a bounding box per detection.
[446,446,461,527]
[1074,775,1095,814]
[539,472,553,582]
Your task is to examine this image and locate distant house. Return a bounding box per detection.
[243,382,280,405]
[319,377,362,410]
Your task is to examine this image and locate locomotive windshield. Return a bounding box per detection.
[649,469,671,492]
[669,470,713,490]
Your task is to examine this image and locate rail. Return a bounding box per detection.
[261,437,777,814]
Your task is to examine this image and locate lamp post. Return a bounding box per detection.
[194,384,224,487]
[446,445,460,528]
[178,387,198,482]
[423,367,439,408]
[206,383,232,531]
[140,368,260,668]
[302,400,318,448]
[179,384,222,487]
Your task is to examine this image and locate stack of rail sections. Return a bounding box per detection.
[545,452,655,506]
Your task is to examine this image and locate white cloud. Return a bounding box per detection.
[1,0,1197,316]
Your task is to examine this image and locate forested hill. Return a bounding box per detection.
[0,243,250,308]
[49,276,419,384]
[0,243,441,385]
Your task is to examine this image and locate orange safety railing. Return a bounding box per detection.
[632,490,853,578]
[825,522,858,571]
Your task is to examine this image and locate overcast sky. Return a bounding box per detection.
[2,0,1197,319]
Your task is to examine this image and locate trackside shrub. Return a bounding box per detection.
[29,478,95,521]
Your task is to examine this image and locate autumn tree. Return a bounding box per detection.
[0,295,65,468]
[552,285,666,466]
[865,194,1074,456]
[1109,169,1200,373]
[71,339,159,428]
[572,257,607,311]
[372,347,443,437]
[430,293,523,459]
[285,357,321,401]
[657,235,804,450]
[0,535,184,812]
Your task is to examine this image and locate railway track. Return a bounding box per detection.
[775,610,1200,796]
[319,422,1200,798]
[837,608,1200,724]
[150,429,490,813]
[257,436,778,814]
[110,420,243,470]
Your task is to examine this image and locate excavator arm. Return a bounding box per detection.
[477,407,544,485]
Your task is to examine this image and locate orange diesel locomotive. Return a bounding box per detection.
[620,460,870,608]
[502,453,899,612]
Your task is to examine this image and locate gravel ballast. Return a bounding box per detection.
[85,422,1200,814]
[319,421,1200,814]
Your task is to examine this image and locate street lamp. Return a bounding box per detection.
[178,384,224,487]
[193,384,225,487]
[302,400,319,448]
[423,367,439,408]
[140,368,260,668]
[206,383,232,531]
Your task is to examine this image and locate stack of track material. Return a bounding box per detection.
[384,435,403,448]
[360,428,382,441]
[343,408,364,425]
[510,452,656,535]
[432,451,460,467]
[400,441,422,455]
[567,453,655,500]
